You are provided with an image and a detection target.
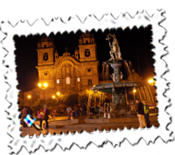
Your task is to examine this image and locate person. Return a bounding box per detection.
[37,108,43,129]
[43,105,49,129]
[27,107,33,118]
[75,108,79,116]
[22,107,27,127]
[67,106,72,120]
[91,104,95,115]
[95,104,99,114]
[52,109,56,120]
[143,100,151,128]
[135,99,146,129]
[82,103,87,116]
[99,104,103,113]
[71,108,75,116]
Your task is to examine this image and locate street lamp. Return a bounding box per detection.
[27,95,31,107]
[133,88,137,101]
[56,92,60,96]
[27,95,31,99]
[52,95,56,99]
[148,78,155,86]
[38,82,48,102]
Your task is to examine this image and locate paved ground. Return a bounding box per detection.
[20,115,159,137]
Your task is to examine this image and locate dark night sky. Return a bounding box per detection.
[14,25,154,92]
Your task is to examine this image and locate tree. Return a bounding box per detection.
[78,94,88,106]
[32,99,42,109]
[45,98,57,108]
[32,99,45,115]
[63,93,79,107]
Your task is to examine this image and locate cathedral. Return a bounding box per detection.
[23,32,104,102]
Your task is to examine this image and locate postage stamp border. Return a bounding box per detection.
[0,9,172,154]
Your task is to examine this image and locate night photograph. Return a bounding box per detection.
[14,26,159,136]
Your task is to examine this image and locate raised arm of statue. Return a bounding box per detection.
[106,34,112,50]
[109,33,116,40]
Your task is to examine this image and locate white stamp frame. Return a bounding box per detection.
[1,9,172,154]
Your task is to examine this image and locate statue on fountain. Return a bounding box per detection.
[110,73,116,82]
[106,33,122,61]
[110,71,123,82]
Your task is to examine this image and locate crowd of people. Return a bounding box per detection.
[21,105,50,130]
[21,100,151,129]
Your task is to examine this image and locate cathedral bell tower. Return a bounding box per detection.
[78,32,97,62]
[36,35,55,92]
[36,34,54,66]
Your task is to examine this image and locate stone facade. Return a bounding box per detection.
[35,32,99,99]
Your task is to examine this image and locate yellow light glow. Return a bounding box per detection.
[43,82,48,88]
[148,79,154,84]
[27,95,31,99]
[52,95,56,99]
[56,92,60,96]
[86,89,93,95]
[133,89,136,93]
[38,83,42,87]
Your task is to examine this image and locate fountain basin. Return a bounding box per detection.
[91,81,147,94]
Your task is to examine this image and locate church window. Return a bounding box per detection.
[87,69,91,72]
[44,44,46,48]
[86,40,88,44]
[77,77,80,82]
[43,53,48,61]
[88,79,92,85]
[66,77,70,85]
[85,49,90,57]
[57,79,60,83]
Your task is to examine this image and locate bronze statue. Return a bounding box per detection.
[110,73,116,82]
[106,33,122,60]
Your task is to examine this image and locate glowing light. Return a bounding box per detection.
[38,82,48,89]
[52,95,56,99]
[38,83,42,87]
[77,77,80,82]
[86,89,93,95]
[133,89,136,93]
[56,92,60,96]
[148,79,153,83]
[148,78,155,86]
[43,82,48,88]
[27,95,31,99]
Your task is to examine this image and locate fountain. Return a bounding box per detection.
[90,33,156,115]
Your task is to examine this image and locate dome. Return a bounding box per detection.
[79,32,94,39]
[37,34,54,49]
